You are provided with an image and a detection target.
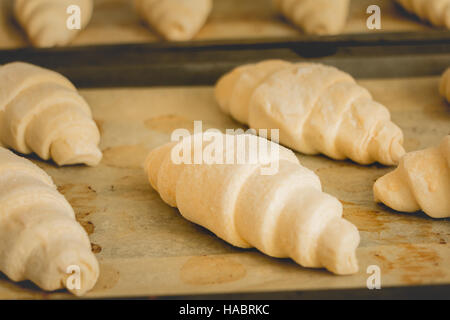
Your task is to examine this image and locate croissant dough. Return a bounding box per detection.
[0,62,102,166]
[134,0,212,41]
[374,136,450,218]
[215,60,405,165]
[440,68,450,103]
[396,0,450,29]
[14,0,93,48]
[273,0,350,35]
[146,133,360,275]
[0,147,99,295]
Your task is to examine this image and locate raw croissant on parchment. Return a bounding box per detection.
[146,133,360,275]
[134,0,212,41]
[0,62,102,166]
[14,0,93,47]
[374,136,450,218]
[440,68,450,103]
[396,0,450,29]
[0,147,99,295]
[273,0,350,35]
[215,60,405,165]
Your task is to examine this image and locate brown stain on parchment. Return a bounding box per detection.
[144,114,195,134]
[342,202,435,237]
[110,175,152,201]
[92,263,120,292]
[180,256,246,285]
[91,243,102,254]
[57,183,97,207]
[374,244,445,285]
[80,221,95,235]
[57,183,98,236]
[343,207,386,232]
[102,145,149,169]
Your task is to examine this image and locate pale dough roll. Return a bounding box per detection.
[396,0,450,29]
[134,0,212,41]
[14,0,93,48]
[374,135,450,218]
[215,60,405,166]
[0,147,99,295]
[0,62,102,166]
[146,133,360,275]
[273,0,350,35]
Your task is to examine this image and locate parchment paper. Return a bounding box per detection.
[0,76,448,299]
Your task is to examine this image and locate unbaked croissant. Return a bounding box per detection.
[273,0,350,35]
[146,133,360,275]
[14,0,93,47]
[374,136,450,218]
[215,60,405,165]
[396,0,450,29]
[134,0,212,41]
[0,62,102,166]
[0,147,99,295]
[440,68,450,103]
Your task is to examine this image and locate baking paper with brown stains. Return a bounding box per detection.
[0,77,448,299]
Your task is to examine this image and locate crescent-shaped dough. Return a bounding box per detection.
[273,0,350,35]
[215,60,405,165]
[0,147,99,295]
[0,62,102,166]
[396,0,450,29]
[146,133,360,275]
[374,136,450,218]
[14,0,93,47]
[134,0,212,41]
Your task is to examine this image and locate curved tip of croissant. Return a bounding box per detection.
[162,23,192,41]
[368,121,406,166]
[390,139,406,165]
[373,167,420,213]
[50,136,102,167]
[29,23,76,48]
[318,218,360,275]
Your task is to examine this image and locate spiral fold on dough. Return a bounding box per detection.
[215,60,405,165]
[0,147,99,295]
[0,62,102,166]
[14,0,93,48]
[134,0,212,41]
[146,133,360,275]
